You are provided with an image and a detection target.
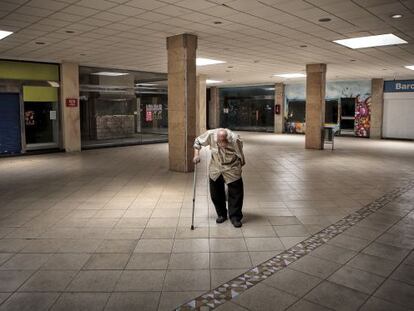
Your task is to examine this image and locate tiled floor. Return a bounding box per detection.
[0,133,413,311]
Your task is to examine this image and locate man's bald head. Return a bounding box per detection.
[217,128,229,148]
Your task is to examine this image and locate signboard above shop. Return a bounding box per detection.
[384,80,414,93]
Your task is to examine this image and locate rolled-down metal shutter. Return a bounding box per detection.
[0,93,21,154]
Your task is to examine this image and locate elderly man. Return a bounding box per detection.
[193,128,245,228]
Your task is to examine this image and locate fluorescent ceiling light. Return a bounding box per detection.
[206,79,222,84]
[273,73,306,78]
[91,72,129,76]
[333,34,407,49]
[48,81,60,87]
[196,58,225,66]
[405,65,414,71]
[0,30,13,40]
[136,83,157,86]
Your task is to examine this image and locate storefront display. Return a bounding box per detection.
[79,67,167,148]
[219,86,274,132]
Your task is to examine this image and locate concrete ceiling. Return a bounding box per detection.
[0,0,414,85]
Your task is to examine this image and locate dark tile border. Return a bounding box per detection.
[175,181,414,310]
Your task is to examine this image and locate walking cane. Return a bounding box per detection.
[191,163,197,230]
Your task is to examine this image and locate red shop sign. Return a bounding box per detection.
[66,98,78,107]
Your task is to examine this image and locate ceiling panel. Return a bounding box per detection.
[0,0,412,84]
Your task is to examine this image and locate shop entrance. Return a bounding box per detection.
[24,102,57,146]
[0,93,21,155]
[340,97,355,135]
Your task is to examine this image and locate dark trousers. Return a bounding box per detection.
[209,175,244,221]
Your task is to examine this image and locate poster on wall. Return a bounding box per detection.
[145,111,153,122]
[145,104,162,121]
[355,96,371,137]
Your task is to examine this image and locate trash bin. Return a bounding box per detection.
[323,126,337,150]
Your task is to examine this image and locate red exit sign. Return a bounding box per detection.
[66,98,78,107]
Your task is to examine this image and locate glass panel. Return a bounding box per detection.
[219,86,274,132]
[24,101,58,145]
[79,66,168,149]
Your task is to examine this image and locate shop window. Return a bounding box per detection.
[79,66,168,149]
[219,86,274,132]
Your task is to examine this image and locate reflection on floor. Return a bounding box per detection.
[0,133,413,311]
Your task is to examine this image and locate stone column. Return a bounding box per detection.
[305,63,326,149]
[167,33,197,172]
[274,83,285,134]
[370,78,384,139]
[196,74,207,135]
[208,86,220,129]
[60,62,81,152]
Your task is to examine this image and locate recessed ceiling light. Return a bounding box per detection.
[196,58,226,66]
[350,59,356,62]
[300,45,307,48]
[35,41,45,45]
[253,60,260,63]
[391,14,403,19]
[206,79,223,84]
[213,21,222,24]
[273,73,306,78]
[333,33,407,49]
[318,18,331,22]
[80,53,86,56]
[227,66,233,68]
[0,30,13,40]
[405,65,414,71]
[91,72,129,76]
[65,30,75,33]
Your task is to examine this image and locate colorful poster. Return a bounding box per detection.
[355,96,371,137]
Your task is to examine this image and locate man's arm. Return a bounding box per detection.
[193,130,212,163]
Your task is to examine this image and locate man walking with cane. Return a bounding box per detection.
[193,128,245,228]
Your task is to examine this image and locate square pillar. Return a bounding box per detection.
[274,83,285,134]
[196,74,207,136]
[305,64,326,150]
[208,86,220,129]
[167,33,197,172]
[370,78,384,139]
[60,62,81,152]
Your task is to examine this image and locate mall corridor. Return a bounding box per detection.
[0,133,413,310]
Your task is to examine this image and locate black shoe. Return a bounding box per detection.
[231,219,242,228]
[216,216,227,224]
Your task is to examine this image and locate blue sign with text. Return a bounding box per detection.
[384,80,414,92]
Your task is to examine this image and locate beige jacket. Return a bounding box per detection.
[194,129,245,184]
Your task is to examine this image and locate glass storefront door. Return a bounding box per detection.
[24,101,58,146]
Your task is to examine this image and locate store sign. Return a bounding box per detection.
[65,98,78,107]
[384,80,414,93]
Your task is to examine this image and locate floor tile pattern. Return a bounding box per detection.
[175,181,414,310]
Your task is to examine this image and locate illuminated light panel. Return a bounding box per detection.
[91,72,129,76]
[196,58,225,66]
[0,30,13,40]
[333,34,407,49]
[206,79,223,84]
[273,73,306,78]
[405,65,414,71]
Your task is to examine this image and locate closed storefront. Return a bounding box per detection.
[383,80,414,140]
[0,60,60,155]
